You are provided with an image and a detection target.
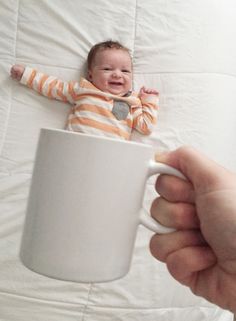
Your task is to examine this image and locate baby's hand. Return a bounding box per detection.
[139,86,159,96]
[10,64,25,81]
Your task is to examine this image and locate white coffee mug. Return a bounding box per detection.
[20,128,185,283]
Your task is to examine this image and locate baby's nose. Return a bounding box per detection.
[112,69,122,77]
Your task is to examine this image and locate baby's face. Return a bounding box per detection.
[88,49,132,96]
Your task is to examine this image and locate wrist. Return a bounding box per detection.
[20,66,33,85]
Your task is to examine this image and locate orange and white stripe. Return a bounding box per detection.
[21,67,158,140]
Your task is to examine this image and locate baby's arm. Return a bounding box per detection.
[10,64,79,104]
[131,86,159,135]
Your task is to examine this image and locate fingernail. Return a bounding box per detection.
[154,152,168,162]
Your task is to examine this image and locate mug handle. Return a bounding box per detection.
[139,160,186,234]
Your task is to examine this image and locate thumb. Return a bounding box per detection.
[155,146,232,193]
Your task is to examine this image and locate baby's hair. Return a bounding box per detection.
[87,40,131,70]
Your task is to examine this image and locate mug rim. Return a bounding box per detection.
[40,127,152,149]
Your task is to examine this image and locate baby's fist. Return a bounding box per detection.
[139,86,159,96]
[10,64,25,81]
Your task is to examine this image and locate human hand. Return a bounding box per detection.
[10,64,25,81]
[150,146,236,313]
[139,86,159,96]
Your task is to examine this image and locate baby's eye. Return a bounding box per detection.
[103,67,111,71]
[122,69,131,73]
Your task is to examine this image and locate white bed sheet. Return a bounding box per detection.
[0,0,235,320]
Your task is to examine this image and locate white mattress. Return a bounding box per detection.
[0,0,235,320]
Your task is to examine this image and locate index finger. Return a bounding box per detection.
[156,174,195,203]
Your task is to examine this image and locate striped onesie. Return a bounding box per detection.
[21,67,158,140]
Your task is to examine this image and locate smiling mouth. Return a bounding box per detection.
[109,82,123,86]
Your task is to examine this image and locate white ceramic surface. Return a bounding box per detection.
[20,128,185,282]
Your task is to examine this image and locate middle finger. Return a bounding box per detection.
[150,197,199,229]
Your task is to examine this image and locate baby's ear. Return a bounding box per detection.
[87,70,92,81]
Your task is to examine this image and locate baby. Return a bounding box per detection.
[11,40,158,140]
